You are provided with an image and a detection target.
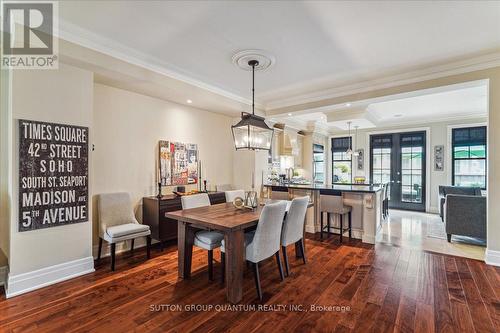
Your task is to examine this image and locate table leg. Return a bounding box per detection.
[178,221,195,279]
[225,229,245,304]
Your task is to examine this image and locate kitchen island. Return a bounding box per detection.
[263,183,383,244]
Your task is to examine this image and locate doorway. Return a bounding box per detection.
[370,131,426,211]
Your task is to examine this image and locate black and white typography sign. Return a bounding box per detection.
[19,119,89,232]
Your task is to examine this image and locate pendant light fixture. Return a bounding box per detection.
[346,121,353,156]
[353,125,360,157]
[231,60,274,151]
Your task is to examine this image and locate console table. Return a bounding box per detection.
[142,192,226,249]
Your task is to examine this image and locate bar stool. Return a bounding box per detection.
[320,190,352,243]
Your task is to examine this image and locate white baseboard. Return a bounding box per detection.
[428,206,439,214]
[92,237,159,259]
[6,256,95,298]
[362,234,375,244]
[485,249,500,267]
[0,266,7,287]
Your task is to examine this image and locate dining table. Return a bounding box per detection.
[165,199,309,304]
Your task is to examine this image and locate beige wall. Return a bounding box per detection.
[330,117,487,212]
[9,64,94,276]
[0,68,12,267]
[92,83,235,244]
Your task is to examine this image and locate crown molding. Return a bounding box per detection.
[57,19,260,108]
[265,51,500,111]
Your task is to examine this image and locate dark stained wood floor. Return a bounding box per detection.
[0,234,499,333]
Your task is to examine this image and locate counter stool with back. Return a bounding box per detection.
[319,190,352,243]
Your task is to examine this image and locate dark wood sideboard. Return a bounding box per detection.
[142,192,226,249]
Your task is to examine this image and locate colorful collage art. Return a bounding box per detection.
[159,140,198,186]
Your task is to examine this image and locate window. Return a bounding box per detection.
[452,126,487,189]
[313,144,325,184]
[332,137,352,184]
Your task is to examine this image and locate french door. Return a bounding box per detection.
[370,131,426,211]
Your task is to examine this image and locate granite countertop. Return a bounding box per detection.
[264,183,382,193]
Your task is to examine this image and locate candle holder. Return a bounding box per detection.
[157,182,162,198]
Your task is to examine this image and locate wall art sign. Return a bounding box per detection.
[434,145,444,171]
[18,119,89,232]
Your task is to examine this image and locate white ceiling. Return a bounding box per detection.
[367,85,487,124]
[272,82,488,133]
[59,1,500,110]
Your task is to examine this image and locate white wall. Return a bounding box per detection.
[92,83,235,243]
[329,118,487,213]
[7,64,94,296]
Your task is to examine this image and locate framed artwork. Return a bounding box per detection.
[434,145,444,171]
[161,141,198,186]
[356,149,364,170]
[159,140,173,185]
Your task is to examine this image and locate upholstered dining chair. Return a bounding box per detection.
[97,192,151,271]
[221,201,287,300]
[281,196,309,276]
[181,193,224,281]
[225,189,245,203]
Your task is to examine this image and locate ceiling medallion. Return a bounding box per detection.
[232,49,275,71]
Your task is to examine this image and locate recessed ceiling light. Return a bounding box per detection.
[345,103,351,107]
[394,114,403,118]
[288,113,292,116]
[186,99,193,104]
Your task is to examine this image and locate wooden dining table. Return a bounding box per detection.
[165,200,307,304]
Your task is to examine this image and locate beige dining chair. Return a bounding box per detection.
[181,193,224,281]
[97,192,151,271]
[221,201,287,300]
[225,189,245,203]
[281,196,309,276]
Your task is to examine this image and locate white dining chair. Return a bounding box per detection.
[181,193,224,281]
[281,196,309,276]
[225,189,245,203]
[97,192,151,271]
[221,201,287,300]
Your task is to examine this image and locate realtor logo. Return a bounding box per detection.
[1,1,58,69]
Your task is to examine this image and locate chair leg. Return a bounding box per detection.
[300,238,307,264]
[110,243,116,271]
[130,239,134,254]
[320,212,324,239]
[221,252,225,284]
[97,238,103,260]
[282,246,290,277]
[339,214,343,243]
[253,262,262,301]
[146,235,151,259]
[327,213,331,235]
[447,234,452,242]
[275,251,284,281]
[348,211,352,239]
[208,250,214,281]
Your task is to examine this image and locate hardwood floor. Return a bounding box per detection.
[0,234,498,333]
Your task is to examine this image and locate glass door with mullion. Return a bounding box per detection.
[370,131,426,211]
[399,132,426,211]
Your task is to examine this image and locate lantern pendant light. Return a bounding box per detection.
[231,60,274,151]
